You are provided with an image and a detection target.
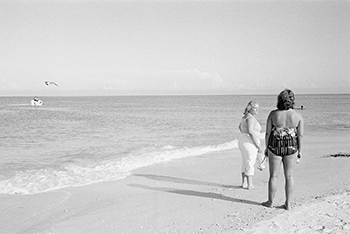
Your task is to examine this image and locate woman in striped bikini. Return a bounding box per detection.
[262,89,304,210]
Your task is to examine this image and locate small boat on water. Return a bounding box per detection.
[31,97,43,106]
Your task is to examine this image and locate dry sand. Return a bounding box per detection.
[1,133,350,234]
[244,191,350,234]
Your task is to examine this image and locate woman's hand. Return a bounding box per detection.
[296,152,301,164]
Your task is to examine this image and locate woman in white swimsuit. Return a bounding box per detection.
[238,100,262,189]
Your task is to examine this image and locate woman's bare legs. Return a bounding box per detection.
[241,173,254,189]
[263,152,282,207]
[241,172,247,188]
[247,175,254,189]
[282,153,297,210]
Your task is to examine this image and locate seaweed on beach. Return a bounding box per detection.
[325,152,350,158]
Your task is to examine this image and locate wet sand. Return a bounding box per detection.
[1,133,350,233]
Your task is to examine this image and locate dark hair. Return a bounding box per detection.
[277,89,295,110]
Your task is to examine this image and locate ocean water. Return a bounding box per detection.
[0,94,349,194]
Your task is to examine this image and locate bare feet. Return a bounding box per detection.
[247,185,255,190]
[276,204,291,210]
[262,201,273,208]
[241,184,254,190]
[241,183,248,189]
[284,203,291,210]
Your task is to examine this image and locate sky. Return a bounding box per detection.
[1,0,349,96]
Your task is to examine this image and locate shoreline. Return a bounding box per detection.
[0,140,239,196]
[1,134,350,233]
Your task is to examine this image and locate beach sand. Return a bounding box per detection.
[1,133,350,234]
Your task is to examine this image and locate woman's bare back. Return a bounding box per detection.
[270,109,302,128]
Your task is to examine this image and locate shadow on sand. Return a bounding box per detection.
[128,183,261,206]
[133,173,241,189]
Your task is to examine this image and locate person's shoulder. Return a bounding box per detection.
[291,108,302,115]
[245,113,256,121]
[268,109,279,116]
[247,115,259,123]
[244,114,252,120]
[290,109,303,120]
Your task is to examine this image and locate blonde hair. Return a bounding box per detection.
[243,100,259,115]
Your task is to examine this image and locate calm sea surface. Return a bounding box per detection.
[1,94,349,194]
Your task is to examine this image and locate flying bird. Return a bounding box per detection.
[45,81,59,86]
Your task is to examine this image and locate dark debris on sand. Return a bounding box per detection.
[324,152,350,158]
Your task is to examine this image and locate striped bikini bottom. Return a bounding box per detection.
[267,126,298,157]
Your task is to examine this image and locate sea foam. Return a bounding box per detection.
[0,140,238,195]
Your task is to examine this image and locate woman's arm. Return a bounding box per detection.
[265,112,273,155]
[297,114,304,157]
